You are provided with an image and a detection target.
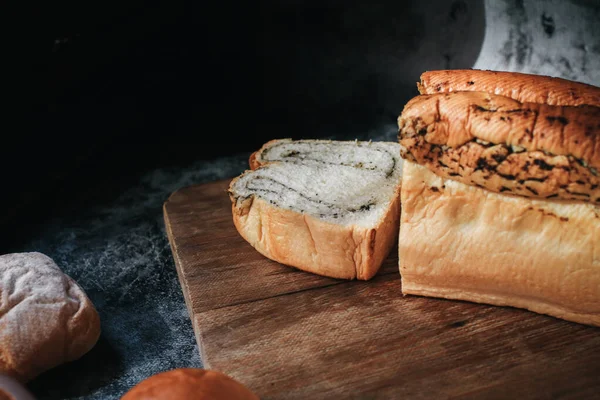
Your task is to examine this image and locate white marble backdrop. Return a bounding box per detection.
[474,0,600,85]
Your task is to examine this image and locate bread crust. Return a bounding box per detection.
[399,162,600,327]
[0,253,101,382]
[248,138,287,170]
[229,177,401,280]
[121,368,259,400]
[398,91,600,203]
[418,69,600,107]
[248,151,259,170]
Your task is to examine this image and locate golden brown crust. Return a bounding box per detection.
[121,368,259,400]
[248,151,260,170]
[400,134,600,203]
[399,162,600,327]
[418,69,600,107]
[398,91,600,203]
[248,138,290,170]
[229,177,401,280]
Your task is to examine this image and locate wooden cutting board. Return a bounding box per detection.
[163,178,600,400]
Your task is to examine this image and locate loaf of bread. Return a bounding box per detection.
[0,252,101,382]
[229,139,403,280]
[397,70,600,326]
[121,368,259,400]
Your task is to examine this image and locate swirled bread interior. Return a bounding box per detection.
[232,140,402,227]
[229,139,403,280]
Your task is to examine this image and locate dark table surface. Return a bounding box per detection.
[6,0,600,398]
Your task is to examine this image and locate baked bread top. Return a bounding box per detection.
[398,91,600,203]
[121,368,259,400]
[418,69,600,107]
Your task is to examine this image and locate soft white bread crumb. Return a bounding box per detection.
[229,139,403,280]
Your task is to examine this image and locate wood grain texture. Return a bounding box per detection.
[163,178,600,400]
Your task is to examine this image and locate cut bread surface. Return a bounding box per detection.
[251,139,399,177]
[232,140,403,228]
[229,139,404,280]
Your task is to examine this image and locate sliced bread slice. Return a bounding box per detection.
[228,139,403,280]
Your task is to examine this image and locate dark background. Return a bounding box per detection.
[7,0,484,246]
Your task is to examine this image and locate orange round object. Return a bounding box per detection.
[120,368,259,400]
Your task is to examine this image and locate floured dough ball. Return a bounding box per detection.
[0,252,101,382]
[121,368,260,400]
